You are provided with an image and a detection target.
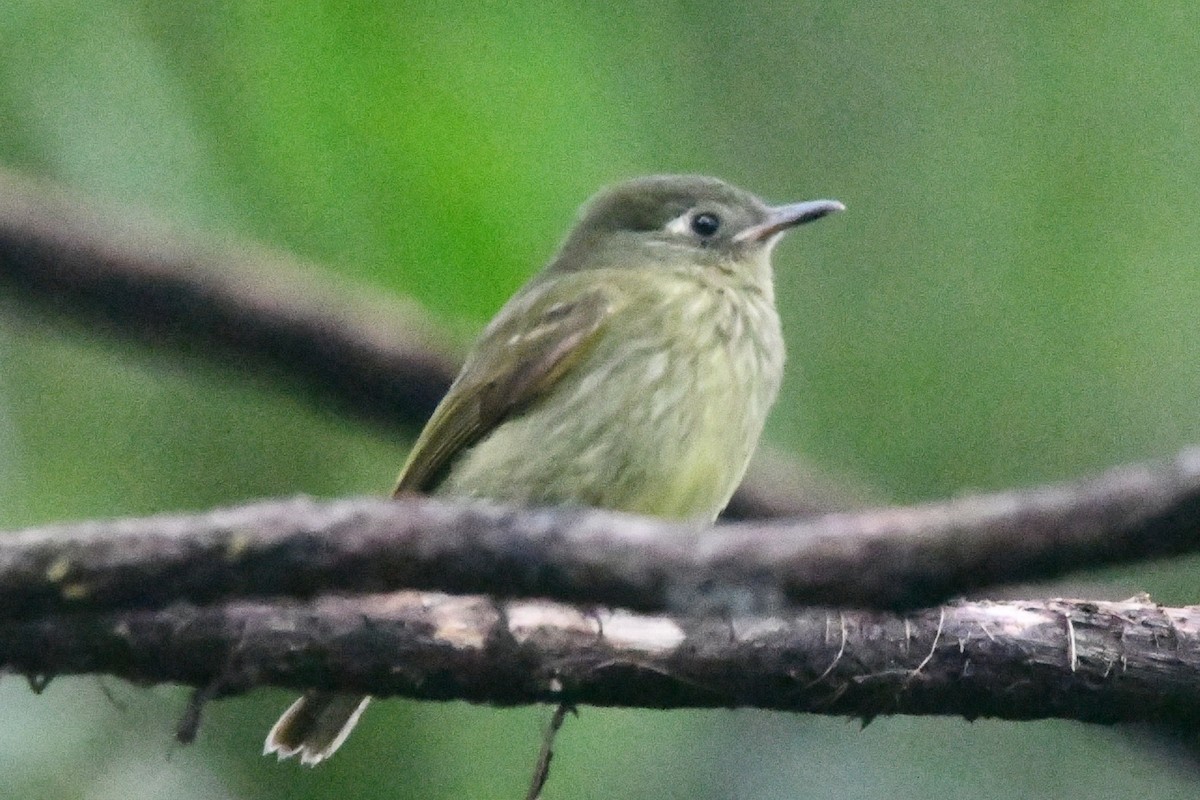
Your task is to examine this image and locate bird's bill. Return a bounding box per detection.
[735,199,845,243]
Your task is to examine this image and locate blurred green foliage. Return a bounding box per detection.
[3,1,1200,798]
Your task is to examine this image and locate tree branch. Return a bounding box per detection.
[5,593,1198,727]
[4,447,1200,616]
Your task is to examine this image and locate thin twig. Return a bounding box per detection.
[908,608,945,681]
[525,704,573,800]
[805,612,847,688]
[1066,615,1078,672]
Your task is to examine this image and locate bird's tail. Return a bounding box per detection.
[263,692,371,766]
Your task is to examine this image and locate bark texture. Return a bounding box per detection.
[4,595,1198,727]
[3,447,1200,618]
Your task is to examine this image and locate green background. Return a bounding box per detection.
[3,1,1200,798]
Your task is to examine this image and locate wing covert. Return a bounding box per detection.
[393,286,615,495]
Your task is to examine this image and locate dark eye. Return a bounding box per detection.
[690,212,721,237]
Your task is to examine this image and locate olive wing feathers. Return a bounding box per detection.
[393,286,615,495]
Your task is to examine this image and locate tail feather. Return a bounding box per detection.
[264,692,371,766]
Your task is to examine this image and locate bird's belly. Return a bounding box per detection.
[440,320,780,521]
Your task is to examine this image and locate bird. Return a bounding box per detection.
[264,174,843,765]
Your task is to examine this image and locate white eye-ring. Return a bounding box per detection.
[664,211,694,237]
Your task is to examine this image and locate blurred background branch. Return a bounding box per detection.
[0,169,457,432]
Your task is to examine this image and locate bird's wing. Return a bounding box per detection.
[393,284,617,495]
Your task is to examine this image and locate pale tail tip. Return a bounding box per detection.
[263,693,370,767]
[263,733,332,767]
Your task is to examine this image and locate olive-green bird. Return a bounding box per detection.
[264,174,843,764]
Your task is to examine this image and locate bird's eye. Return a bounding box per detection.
[690,212,721,237]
